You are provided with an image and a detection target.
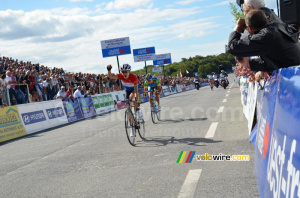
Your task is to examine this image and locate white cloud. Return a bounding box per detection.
[69,0,94,2]
[206,1,231,8]
[176,0,201,5]
[190,40,228,56]
[0,6,221,73]
[105,0,152,10]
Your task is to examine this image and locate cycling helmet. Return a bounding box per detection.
[145,73,153,81]
[121,64,131,71]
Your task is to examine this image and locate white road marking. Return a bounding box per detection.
[178,169,202,198]
[217,106,224,113]
[226,94,229,97]
[205,122,218,138]
[223,99,227,103]
[227,90,230,93]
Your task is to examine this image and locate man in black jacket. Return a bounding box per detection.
[227,9,300,72]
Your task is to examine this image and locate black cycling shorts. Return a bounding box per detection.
[125,90,134,99]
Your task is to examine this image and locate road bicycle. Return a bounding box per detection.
[149,90,161,124]
[122,99,146,146]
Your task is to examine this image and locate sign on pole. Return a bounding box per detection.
[101,37,131,58]
[152,67,162,75]
[133,47,156,62]
[153,53,172,65]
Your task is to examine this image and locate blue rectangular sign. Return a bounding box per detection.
[153,59,171,65]
[133,47,156,62]
[101,37,131,58]
[21,110,46,125]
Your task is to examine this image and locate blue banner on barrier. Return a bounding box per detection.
[79,96,96,118]
[46,107,65,120]
[249,123,257,147]
[21,110,46,125]
[254,70,280,197]
[262,67,300,198]
[62,98,84,123]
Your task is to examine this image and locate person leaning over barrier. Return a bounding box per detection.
[57,86,68,100]
[227,9,300,72]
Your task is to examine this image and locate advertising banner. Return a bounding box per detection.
[176,84,183,93]
[44,100,68,128]
[101,37,131,58]
[254,70,280,197]
[79,96,97,118]
[162,86,171,96]
[262,67,300,198]
[92,93,115,115]
[62,98,84,123]
[112,91,126,109]
[153,53,172,65]
[152,67,162,75]
[0,106,27,143]
[133,47,156,62]
[18,103,50,134]
[18,101,69,134]
[247,82,258,135]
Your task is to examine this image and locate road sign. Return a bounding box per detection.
[153,53,172,65]
[101,37,131,58]
[133,47,156,62]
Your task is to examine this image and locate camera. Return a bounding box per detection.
[236,0,244,6]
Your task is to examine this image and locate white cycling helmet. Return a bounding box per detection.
[121,64,131,71]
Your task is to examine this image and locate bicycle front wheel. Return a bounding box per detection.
[151,105,156,124]
[138,118,146,140]
[156,101,161,121]
[125,109,135,146]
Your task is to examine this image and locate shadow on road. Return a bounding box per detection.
[159,118,207,124]
[135,136,222,147]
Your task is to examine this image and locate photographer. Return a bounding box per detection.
[228,9,300,72]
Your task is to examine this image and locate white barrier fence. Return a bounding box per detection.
[1,84,198,143]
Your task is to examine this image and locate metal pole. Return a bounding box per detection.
[145,61,147,74]
[6,86,10,106]
[116,56,120,73]
[116,55,123,90]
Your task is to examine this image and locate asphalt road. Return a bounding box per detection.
[0,75,258,198]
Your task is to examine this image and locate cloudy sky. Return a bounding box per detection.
[1,0,278,74]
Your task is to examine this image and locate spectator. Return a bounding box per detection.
[227,9,300,72]
[73,86,87,98]
[5,71,19,105]
[66,87,73,99]
[57,86,68,100]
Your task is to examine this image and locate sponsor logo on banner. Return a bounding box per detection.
[80,98,89,110]
[66,101,75,114]
[46,107,65,120]
[21,110,46,125]
[266,135,300,198]
[0,107,27,143]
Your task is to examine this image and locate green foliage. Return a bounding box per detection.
[132,52,235,78]
[229,2,245,23]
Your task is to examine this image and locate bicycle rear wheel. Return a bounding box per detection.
[138,118,146,140]
[125,109,135,146]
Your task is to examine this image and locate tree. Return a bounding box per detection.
[229,2,245,23]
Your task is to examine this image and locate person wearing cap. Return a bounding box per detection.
[57,86,68,100]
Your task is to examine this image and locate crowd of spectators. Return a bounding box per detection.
[0,56,197,107]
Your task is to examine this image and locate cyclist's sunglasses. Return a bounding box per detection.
[122,71,129,74]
